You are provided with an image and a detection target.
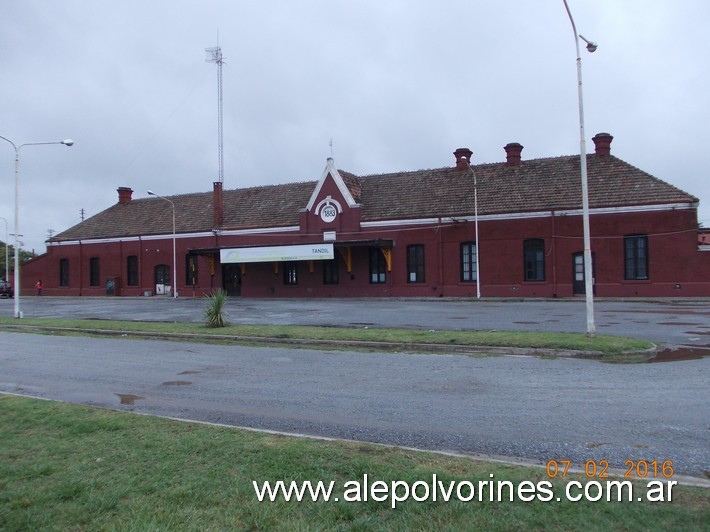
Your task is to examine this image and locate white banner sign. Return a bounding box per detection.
[220,243,334,264]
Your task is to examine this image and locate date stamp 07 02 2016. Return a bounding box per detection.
[546,459,674,480]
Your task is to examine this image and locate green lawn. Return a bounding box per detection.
[0,395,707,531]
[0,316,653,358]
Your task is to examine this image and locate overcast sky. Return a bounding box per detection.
[1,0,708,254]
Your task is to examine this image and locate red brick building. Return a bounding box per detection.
[22,133,710,298]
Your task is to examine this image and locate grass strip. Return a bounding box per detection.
[0,316,652,356]
[0,395,707,531]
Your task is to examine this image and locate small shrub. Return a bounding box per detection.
[203,289,229,328]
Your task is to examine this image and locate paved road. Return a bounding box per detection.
[1,297,708,478]
[1,332,708,478]
[2,296,710,349]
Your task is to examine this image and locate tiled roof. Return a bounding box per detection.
[53,153,698,242]
[359,155,697,221]
[54,182,315,241]
[221,181,315,229]
[339,170,362,203]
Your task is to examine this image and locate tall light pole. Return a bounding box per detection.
[562,0,597,337]
[147,190,178,298]
[465,158,481,299]
[0,216,8,284]
[0,135,73,318]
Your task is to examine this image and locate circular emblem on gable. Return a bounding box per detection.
[320,204,337,223]
[315,196,342,224]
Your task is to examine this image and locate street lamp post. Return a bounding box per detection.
[0,135,73,318]
[147,190,178,298]
[465,159,482,299]
[562,0,597,337]
[0,217,8,285]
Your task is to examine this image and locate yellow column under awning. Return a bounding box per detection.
[338,247,352,273]
[380,248,392,272]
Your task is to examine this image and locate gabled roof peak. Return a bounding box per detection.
[305,157,359,212]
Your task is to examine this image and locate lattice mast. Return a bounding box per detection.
[205,46,224,183]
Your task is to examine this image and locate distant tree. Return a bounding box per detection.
[0,241,38,280]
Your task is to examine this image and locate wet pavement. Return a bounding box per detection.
[1,296,708,479]
[2,296,709,351]
[1,331,708,479]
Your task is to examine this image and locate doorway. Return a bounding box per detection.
[222,264,241,296]
[154,264,171,296]
[572,252,595,295]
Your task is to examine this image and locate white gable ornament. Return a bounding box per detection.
[305,158,359,218]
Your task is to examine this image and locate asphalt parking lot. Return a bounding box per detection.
[1,296,709,350]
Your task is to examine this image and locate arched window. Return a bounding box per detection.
[126,256,138,286]
[407,244,425,283]
[624,235,648,280]
[59,258,70,287]
[89,257,100,286]
[369,248,387,284]
[523,239,545,281]
[460,242,477,282]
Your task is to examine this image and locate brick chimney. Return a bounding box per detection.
[453,148,473,170]
[213,181,223,228]
[117,187,133,205]
[592,132,613,157]
[504,142,524,166]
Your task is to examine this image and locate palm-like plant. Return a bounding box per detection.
[203,288,229,328]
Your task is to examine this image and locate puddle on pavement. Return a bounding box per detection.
[162,380,192,386]
[116,394,144,405]
[603,309,710,316]
[648,347,710,363]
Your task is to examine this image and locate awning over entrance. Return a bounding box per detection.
[220,243,334,264]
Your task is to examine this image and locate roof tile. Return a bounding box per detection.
[53,154,698,241]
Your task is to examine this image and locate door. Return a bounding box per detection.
[222,264,241,296]
[154,264,171,296]
[572,252,595,295]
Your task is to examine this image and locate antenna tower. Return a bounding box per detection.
[205,45,224,183]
